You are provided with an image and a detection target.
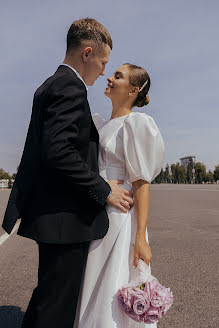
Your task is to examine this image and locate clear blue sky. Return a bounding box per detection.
[0,0,218,174]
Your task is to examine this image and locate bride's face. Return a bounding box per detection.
[104,65,134,103]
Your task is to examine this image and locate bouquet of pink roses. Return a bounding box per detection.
[117,258,173,324]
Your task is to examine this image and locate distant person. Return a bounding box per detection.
[2,18,133,328]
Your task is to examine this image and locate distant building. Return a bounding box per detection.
[180,156,196,170]
[0,179,9,188]
[0,179,14,189]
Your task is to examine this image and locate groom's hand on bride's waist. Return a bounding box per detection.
[106,180,133,213]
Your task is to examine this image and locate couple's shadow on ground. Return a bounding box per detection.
[0,306,24,328]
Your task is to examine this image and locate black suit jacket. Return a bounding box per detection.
[2,65,111,244]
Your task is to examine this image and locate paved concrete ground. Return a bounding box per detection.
[0,184,218,328]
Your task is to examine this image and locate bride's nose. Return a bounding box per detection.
[107,76,113,82]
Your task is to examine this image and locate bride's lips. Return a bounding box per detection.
[106,83,113,89]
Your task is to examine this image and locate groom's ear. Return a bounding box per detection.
[82,46,93,62]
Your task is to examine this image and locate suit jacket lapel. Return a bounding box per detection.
[56,65,99,143]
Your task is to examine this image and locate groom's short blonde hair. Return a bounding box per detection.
[66,18,113,53]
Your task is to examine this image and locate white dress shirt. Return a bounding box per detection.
[61,63,88,91]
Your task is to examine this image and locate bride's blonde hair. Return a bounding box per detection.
[124,63,150,108]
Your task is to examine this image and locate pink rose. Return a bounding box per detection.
[118,288,149,322]
[148,279,173,314]
[132,290,150,315]
[118,287,134,312]
[144,305,160,323]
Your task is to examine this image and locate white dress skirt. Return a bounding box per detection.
[73,111,165,328]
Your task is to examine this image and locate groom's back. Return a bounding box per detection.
[2,66,109,244]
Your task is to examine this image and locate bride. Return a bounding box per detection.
[74,63,165,328]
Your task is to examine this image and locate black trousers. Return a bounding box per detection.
[21,240,90,328]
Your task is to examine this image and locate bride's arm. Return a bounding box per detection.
[132,179,152,268]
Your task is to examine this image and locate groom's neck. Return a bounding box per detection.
[63,54,84,81]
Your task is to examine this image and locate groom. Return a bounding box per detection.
[2,18,133,328]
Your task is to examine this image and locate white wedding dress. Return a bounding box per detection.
[74,111,165,328]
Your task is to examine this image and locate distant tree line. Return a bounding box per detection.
[152,159,219,184]
[1,159,219,188]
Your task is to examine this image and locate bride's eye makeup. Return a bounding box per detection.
[114,71,123,79]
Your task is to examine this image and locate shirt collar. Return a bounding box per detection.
[60,63,88,91]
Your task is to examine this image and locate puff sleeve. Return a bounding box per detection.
[123,112,165,183]
[92,113,107,131]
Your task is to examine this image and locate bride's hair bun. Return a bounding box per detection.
[123,63,151,108]
[145,95,150,105]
